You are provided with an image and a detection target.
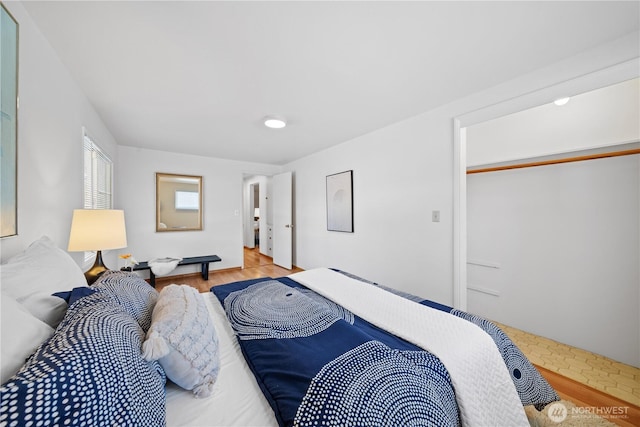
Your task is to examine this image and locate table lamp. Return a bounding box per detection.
[68,209,127,285]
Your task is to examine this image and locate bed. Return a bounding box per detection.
[1,237,559,426]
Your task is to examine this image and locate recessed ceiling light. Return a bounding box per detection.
[264,117,286,129]
[553,97,571,106]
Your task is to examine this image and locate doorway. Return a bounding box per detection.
[242,172,293,270]
[244,179,273,268]
[454,72,639,367]
[242,175,269,254]
[250,183,259,250]
[244,246,273,269]
[452,61,638,312]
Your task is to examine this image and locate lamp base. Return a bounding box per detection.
[85,250,109,285]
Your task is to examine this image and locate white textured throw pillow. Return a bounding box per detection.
[142,285,220,398]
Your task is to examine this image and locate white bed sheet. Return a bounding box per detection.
[165,293,278,427]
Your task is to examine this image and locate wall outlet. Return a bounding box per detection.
[432,210,440,222]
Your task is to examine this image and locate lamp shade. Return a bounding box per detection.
[68,209,127,252]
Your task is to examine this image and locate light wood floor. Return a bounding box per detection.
[498,323,639,427]
[154,247,303,293]
[153,250,639,426]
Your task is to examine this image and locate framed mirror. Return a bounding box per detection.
[156,173,203,232]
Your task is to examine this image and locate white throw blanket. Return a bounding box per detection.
[290,268,529,427]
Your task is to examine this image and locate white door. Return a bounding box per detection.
[272,171,292,269]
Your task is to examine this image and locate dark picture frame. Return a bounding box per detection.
[326,170,353,233]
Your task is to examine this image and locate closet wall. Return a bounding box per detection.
[466,80,640,367]
[467,153,639,367]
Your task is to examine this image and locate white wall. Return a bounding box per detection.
[117,146,280,278]
[285,33,639,316]
[467,156,639,366]
[286,111,453,303]
[0,2,118,266]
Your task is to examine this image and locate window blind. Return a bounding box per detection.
[83,131,113,209]
[82,129,113,264]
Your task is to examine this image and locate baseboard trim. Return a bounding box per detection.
[213,266,243,274]
[151,267,242,283]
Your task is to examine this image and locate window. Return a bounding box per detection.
[82,128,113,263]
[83,129,113,209]
[175,190,199,210]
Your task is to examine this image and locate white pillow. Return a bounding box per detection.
[17,293,68,328]
[1,293,54,384]
[0,236,87,327]
[142,285,220,398]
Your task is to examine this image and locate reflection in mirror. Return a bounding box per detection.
[156,173,202,232]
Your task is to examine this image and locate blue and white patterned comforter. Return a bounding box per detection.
[212,269,558,427]
[0,272,166,427]
[213,277,460,427]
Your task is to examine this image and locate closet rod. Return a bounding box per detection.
[467,148,640,175]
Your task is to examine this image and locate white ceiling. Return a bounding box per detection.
[22,1,640,165]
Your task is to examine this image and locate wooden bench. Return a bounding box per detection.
[125,255,222,287]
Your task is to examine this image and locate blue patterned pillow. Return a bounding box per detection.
[92,270,158,331]
[0,288,166,426]
[52,286,97,305]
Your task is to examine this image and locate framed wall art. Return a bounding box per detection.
[1,3,18,238]
[326,170,353,233]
